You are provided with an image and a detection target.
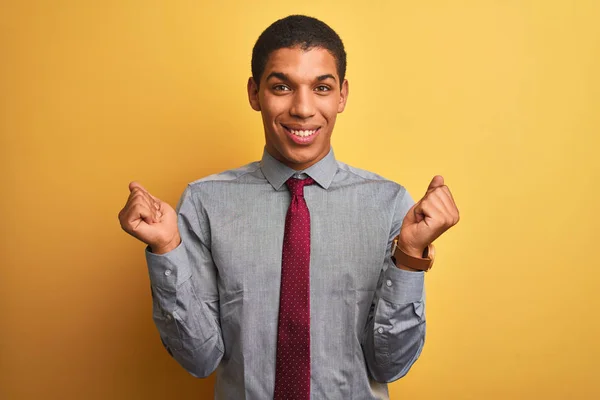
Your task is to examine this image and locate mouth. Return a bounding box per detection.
[281,124,321,144]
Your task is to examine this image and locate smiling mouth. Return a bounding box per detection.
[282,125,320,138]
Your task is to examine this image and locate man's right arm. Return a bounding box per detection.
[119,182,223,377]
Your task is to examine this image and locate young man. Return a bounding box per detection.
[119,15,459,400]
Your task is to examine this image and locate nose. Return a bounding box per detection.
[289,87,316,119]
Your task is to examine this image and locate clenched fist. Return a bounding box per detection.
[118,182,181,254]
[397,175,460,259]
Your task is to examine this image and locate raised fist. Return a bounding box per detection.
[397,175,460,258]
[118,182,180,254]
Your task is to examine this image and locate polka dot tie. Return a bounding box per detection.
[273,177,315,400]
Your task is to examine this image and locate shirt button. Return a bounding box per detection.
[377,327,384,334]
[386,279,392,287]
[165,314,172,321]
[164,269,172,276]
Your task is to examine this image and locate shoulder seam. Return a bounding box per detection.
[188,163,262,187]
[337,162,400,185]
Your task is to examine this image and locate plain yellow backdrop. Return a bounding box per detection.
[2,1,599,399]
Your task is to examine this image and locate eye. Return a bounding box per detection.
[273,84,291,92]
[315,85,331,92]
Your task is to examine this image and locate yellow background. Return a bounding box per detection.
[2,1,599,399]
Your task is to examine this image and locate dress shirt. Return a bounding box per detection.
[145,148,426,400]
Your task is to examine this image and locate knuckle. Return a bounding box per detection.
[119,218,130,230]
[436,219,447,230]
[131,203,146,212]
[133,195,150,206]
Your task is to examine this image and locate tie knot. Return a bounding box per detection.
[286,177,315,197]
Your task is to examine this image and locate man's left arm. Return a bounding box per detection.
[362,176,459,382]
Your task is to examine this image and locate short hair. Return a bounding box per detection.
[251,15,347,87]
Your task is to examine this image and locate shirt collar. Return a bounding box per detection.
[260,147,338,191]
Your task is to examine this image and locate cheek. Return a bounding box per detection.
[319,98,341,119]
[261,95,288,121]
[260,107,279,131]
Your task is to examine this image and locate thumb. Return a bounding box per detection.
[425,175,444,194]
[129,181,147,193]
[129,181,162,204]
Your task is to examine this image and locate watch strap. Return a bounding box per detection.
[392,240,435,272]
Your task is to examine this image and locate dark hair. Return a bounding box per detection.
[251,15,347,87]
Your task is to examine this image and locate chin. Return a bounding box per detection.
[284,149,323,167]
[267,132,330,169]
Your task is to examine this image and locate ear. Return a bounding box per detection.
[337,79,349,113]
[247,77,261,111]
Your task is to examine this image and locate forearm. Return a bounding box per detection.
[362,264,426,383]
[146,243,224,378]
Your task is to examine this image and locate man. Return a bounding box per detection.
[119,15,459,400]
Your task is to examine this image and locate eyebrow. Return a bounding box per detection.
[265,72,337,83]
[317,74,337,82]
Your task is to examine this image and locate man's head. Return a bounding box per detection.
[251,15,347,88]
[248,15,349,171]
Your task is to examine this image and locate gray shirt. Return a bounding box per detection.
[145,148,426,400]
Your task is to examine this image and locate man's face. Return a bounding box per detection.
[248,46,349,170]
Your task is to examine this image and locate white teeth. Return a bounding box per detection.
[290,129,317,137]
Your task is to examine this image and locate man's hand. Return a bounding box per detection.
[118,182,181,254]
[397,175,460,258]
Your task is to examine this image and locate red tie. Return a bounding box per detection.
[274,177,315,400]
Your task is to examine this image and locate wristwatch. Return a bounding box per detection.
[391,238,435,272]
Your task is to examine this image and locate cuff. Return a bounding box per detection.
[145,241,192,289]
[380,264,424,304]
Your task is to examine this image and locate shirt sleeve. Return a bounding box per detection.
[362,187,427,383]
[145,184,224,378]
